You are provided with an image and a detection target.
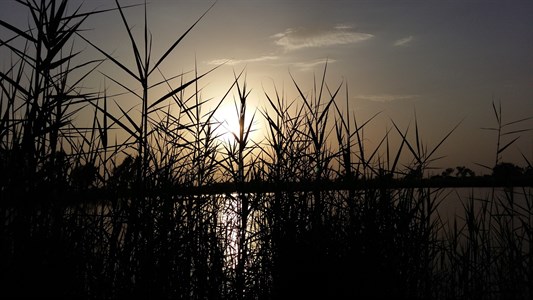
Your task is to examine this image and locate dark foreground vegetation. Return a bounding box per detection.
[1,1,532,299]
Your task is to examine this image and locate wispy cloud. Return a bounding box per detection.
[207,55,279,66]
[394,36,414,47]
[272,25,373,51]
[291,58,336,71]
[355,94,419,102]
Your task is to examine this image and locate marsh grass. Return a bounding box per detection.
[1,1,532,299]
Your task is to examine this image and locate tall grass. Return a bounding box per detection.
[1,1,532,299]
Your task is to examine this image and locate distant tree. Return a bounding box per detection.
[109,155,140,190]
[441,168,455,177]
[492,162,523,178]
[525,166,533,176]
[455,166,475,178]
[70,163,98,190]
[405,165,423,180]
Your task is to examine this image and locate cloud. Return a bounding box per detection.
[334,24,353,30]
[394,36,414,47]
[207,55,279,66]
[272,25,373,51]
[355,94,419,102]
[291,58,336,71]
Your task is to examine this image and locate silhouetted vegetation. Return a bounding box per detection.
[0,1,532,299]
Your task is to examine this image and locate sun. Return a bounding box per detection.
[213,104,241,141]
[212,102,262,143]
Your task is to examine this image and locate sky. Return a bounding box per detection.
[1,0,532,174]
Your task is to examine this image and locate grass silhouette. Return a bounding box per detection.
[0,1,532,299]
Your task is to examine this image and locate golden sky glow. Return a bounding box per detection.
[1,0,531,173]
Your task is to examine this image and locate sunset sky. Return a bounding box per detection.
[1,0,532,173]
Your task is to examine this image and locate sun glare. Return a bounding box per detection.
[212,102,261,142]
[213,104,240,140]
